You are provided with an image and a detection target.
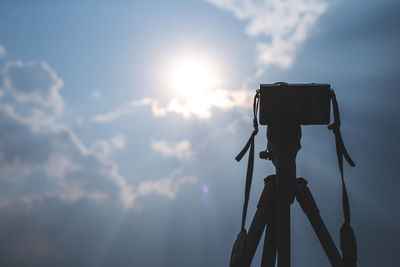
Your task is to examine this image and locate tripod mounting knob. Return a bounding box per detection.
[259,150,273,160]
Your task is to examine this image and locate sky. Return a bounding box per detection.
[0,0,399,266]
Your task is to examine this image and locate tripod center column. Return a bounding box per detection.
[267,125,301,205]
[267,125,301,267]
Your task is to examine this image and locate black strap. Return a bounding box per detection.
[328,90,357,265]
[235,91,260,230]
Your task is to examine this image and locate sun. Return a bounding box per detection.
[159,50,227,118]
[168,55,221,99]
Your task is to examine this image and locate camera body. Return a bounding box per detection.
[259,82,331,125]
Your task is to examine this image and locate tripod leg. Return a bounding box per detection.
[231,207,271,267]
[296,178,344,267]
[261,216,277,267]
[231,176,277,267]
[277,204,291,267]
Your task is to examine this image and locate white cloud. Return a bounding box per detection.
[92,103,130,122]
[206,0,327,75]
[42,154,108,202]
[43,154,81,182]
[0,103,131,207]
[0,108,193,209]
[2,60,64,116]
[151,140,193,160]
[0,45,5,58]
[0,59,198,210]
[97,157,136,208]
[165,89,254,119]
[0,66,126,208]
[92,97,166,122]
[93,89,254,121]
[111,134,126,149]
[136,168,197,200]
[89,134,126,159]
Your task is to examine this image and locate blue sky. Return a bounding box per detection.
[0,0,399,266]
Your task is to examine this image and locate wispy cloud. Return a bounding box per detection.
[93,89,254,121]
[136,168,197,201]
[0,59,195,210]
[151,140,193,160]
[92,97,166,122]
[2,60,64,116]
[0,93,197,209]
[111,134,126,149]
[98,160,197,209]
[206,0,327,76]
[89,134,126,158]
[42,154,108,203]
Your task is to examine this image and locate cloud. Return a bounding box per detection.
[0,45,5,58]
[43,154,81,182]
[93,0,327,122]
[136,168,197,200]
[93,89,254,121]
[0,153,36,183]
[0,101,63,134]
[0,59,196,210]
[42,154,108,203]
[89,134,126,158]
[2,60,64,116]
[206,0,327,75]
[0,99,195,210]
[151,140,193,160]
[90,139,112,158]
[165,89,254,119]
[92,97,167,122]
[0,102,114,204]
[110,134,126,149]
[0,99,183,209]
[98,159,197,209]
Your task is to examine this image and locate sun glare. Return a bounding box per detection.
[168,55,221,99]
[158,50,230,118]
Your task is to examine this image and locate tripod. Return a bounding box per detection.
[232,125,344,267]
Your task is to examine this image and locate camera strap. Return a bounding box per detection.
[230,91,259,265]
[235,90,260,231]
[328,90,357,266]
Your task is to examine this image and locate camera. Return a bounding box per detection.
[258,82,331,125]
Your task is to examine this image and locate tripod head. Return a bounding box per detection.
[260,125,301,160]
[260,125,302,205]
